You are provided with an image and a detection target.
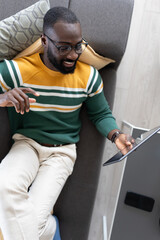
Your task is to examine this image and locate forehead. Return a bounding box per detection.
[49,21,82,42]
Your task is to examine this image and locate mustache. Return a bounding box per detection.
[63,59,75,63]
[63,57,79,63]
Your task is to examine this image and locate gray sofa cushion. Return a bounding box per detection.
[0,0,69,20]
[69,0,134,68]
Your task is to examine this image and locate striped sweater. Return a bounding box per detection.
[0,53,118,144]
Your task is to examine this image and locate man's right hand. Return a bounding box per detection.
[0,87,39,114]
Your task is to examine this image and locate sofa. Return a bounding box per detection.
[0,0,134,239]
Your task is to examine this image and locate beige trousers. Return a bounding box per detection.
[0,134,76,240]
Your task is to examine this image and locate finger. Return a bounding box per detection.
[4,89,28,114]
[126,144,133,150]
[14,88,38,113]
[116,141,132,154]
[120,145,132,155]
[16,88,35,113]
[13,88,39,111]
[25,97,38,112]
[125,135,135,146]
[121,148,129,155]
[20,88,39,96]
[9,89,28,114]
[14,89,29,114]
[15,94,26,114]
[19,88,39,112]
[125,141,133,148]
[7,94,21,113]
[131,138,135,144]
[29,98,36,103]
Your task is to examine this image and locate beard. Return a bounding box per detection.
[47,45,79,74]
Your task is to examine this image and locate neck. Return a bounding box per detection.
[40,53,58,71]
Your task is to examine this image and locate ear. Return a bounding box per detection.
[41,34,47,47]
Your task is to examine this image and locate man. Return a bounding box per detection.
[0,6,133,240]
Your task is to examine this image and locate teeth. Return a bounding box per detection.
[64,61,74,65]
[65,61,73,63]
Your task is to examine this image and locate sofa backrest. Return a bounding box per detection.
[0,0,134,239]
[68,0,134,67]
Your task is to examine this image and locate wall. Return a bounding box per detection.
[88,0,160,239]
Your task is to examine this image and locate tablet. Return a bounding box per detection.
[103,126,160,166]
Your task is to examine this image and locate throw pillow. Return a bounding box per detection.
[15,38,115,70]
[0,0,50,60]
[79,43,115,70]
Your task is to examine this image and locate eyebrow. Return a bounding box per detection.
[55,39,83,45]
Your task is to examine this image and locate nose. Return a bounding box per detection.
[67,48,79,60]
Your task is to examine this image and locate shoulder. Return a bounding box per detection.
[74,61,102,93]
[14,53,39,65]
[13,53,41,77]
[0,59,15,75]
[76,60,97,72]
[0,59,11,68]
[76,61,100,80]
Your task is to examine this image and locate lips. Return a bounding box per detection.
[63,60,75,68]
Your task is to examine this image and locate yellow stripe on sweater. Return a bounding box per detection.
[14,54,92,89]
[30,103,82,112]
[0,74,11,91]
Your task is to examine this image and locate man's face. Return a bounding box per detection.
[43,21,82,74]
[46,43,78,74]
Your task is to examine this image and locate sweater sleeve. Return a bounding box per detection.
[0,60,19,93]
[85,67,119,138]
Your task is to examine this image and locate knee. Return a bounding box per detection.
[38,213,56,239]
[37,209,48,232]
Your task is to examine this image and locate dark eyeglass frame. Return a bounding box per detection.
[44,33,88,55]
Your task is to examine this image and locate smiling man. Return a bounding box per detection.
[0,6,133,240]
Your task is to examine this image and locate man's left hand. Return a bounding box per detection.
[115,133,135,155]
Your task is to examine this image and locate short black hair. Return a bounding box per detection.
[43,7,80,33]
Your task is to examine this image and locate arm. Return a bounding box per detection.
[85,91,119,137]
[85,87,134,154]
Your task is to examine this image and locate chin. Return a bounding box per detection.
[61,65,76,74]
[65,68,76,74]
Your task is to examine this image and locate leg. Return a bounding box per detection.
[0,140,40,240]
[28,144,76,240]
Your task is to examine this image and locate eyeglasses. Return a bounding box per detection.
[44,33,88,56]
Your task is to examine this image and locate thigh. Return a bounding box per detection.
[29,145,76,216]
[0,139,39,191]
